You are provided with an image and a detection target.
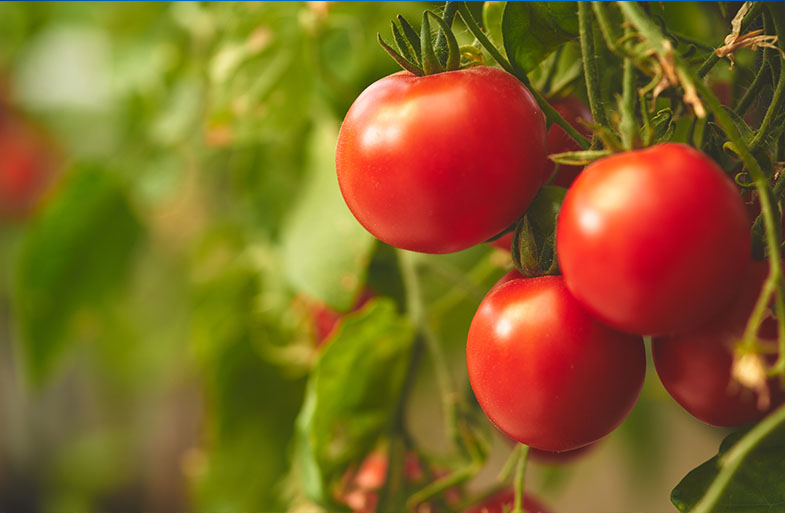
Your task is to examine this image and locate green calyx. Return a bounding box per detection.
[377,10,461,76]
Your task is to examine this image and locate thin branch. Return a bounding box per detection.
[511,444,531,513]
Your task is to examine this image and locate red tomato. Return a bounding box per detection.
[336,67,547,254]
[544,96,592,187]
[467,275,645,451]
[0,113,57,219]
[557,143,751,335]
[653,260,785,427]
[463,489,550,513]
[340,451,386,513]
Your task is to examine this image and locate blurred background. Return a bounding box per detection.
[0,2,741,512]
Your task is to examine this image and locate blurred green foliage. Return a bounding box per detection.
[0,2,431,510]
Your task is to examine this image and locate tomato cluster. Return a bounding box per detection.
[338,62,783,476]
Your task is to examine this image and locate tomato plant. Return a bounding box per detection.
[466,274,646,451]
[557,143,752,335]
[336,66,547,254]
[653,260,785,427]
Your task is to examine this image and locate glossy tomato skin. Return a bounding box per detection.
[544,96,592,187]
[557,143,751,336]
[463,489,550,513]
[337,67,547,254]
[467,275,645,452]
[653,261,785,427]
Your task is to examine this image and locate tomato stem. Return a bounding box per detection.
[619,53,639,150]
[591,2,624,55]
[497,442,523,483]
[511,444,530,513]
[405,462,481,512]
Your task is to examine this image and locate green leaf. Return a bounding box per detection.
[671,425,785,513]
[280,119,376,311]
[14,165,143,384]
[295,299,415,508]
[502,1,579,73]
[512,186,567,276]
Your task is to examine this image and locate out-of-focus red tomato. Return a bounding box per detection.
[0,108,58,220]
[338,450,442,513]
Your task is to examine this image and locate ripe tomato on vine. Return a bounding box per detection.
[466,274,646,452]
[557,143,752,336]
[336,66,546,254]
